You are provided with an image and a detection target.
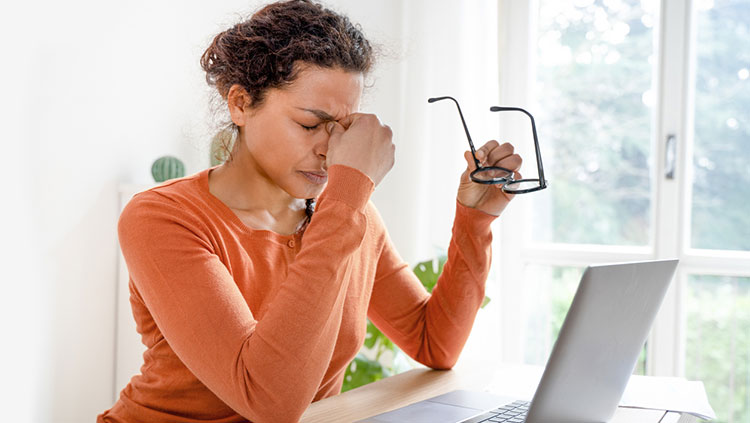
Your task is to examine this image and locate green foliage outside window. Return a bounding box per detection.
[534,0,750,421]
[686,275,750,423]
[533,0,655,246]
[690,2,750,251]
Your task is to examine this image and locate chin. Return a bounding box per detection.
[285,183,326,201]
[290,173,327,199]
[304,183,327,199]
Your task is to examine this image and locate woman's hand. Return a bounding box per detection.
[325,113,395,187]
[457,141,522,216]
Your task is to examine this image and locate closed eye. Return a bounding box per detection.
[300,123,320,131]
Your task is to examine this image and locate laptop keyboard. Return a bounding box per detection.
[461,400,529,423]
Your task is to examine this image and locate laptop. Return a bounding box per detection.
[357,259,679,423]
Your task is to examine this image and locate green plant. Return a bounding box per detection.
[342,254,491,392]
[151,156,185,182]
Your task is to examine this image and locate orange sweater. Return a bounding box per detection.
[97,164,496,423]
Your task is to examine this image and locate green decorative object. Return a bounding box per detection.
[151,156,185,182]
[342,254,491,392]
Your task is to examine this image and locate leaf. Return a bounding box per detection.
[412,255,446,293]
[363,321,380,349]
[342,353,391,392]
[413,254,492,308]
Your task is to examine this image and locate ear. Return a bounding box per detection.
[227,84,251,126]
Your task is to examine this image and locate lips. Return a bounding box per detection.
[300,171,328,185]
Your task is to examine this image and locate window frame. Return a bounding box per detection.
[495,0,750,380]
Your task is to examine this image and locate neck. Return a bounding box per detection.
[211,141,306,221]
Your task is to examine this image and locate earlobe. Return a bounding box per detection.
[227,84,250,126]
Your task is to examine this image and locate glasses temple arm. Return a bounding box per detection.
[490,106,546,186]
[429,96,482,168]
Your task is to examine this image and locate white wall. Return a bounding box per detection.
[0,1,499,422]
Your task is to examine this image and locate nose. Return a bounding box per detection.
[312,131,329,160]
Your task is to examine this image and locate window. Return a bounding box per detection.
[496,1,750,421]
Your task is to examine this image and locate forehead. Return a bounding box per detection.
[274,65,364,119]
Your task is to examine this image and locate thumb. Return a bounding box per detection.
[464,150,479,171]
[460,151,475,185]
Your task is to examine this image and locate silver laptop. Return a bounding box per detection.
[357,259,678,423]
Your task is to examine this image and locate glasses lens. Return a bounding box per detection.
[471,166,513,184]
[502,178,546,194]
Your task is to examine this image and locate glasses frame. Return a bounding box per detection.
[428,96,548,194]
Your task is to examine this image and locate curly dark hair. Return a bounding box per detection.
[200,0,374,108]
[200,0,374,224]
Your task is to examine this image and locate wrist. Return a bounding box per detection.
[317,165,374,212]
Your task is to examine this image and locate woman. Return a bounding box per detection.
[97,1,521,422]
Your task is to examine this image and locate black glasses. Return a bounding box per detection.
[428,96,548,194]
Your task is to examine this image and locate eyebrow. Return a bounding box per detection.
[296,107,337,122]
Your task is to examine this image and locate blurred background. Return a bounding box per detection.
[1,0,748,422]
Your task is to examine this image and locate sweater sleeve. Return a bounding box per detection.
[367,200,497,369]
[117,165,373,423]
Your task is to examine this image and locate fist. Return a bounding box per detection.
[457,140,522,216]
[326,113,395,187]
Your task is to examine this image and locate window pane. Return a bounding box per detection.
[685,275,750,423]
[690,0,750,251]
[522,265,581,365]
[532,0,657,245]
[521,264,647,374]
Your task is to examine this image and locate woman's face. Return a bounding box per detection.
[235,65,364,200]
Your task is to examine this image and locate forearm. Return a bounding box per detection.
[367,201,496,370]
[412,200,495,368]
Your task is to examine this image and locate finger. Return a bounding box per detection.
[460,151,477,185]
[474,140,501,165]
[326,120,346,137]
[486,142,514,163]
[464,150,480,171]
[493,153,523,172]
[337,112,365,130]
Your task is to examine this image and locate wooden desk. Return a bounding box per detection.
[300,362,669,423]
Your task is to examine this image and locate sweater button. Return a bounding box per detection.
[287,239,295,248]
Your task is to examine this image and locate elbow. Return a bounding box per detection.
[249,409,306,423]
[233,392,309,423]
[230,354,312,423]
[413,343,460,370]
[230,376,309,423]
[424,355,458,370]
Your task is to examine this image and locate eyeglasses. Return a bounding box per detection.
[428,96,548,194]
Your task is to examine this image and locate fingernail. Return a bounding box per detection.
[326,121,335,133]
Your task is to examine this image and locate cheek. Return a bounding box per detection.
[247,127,313,171]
